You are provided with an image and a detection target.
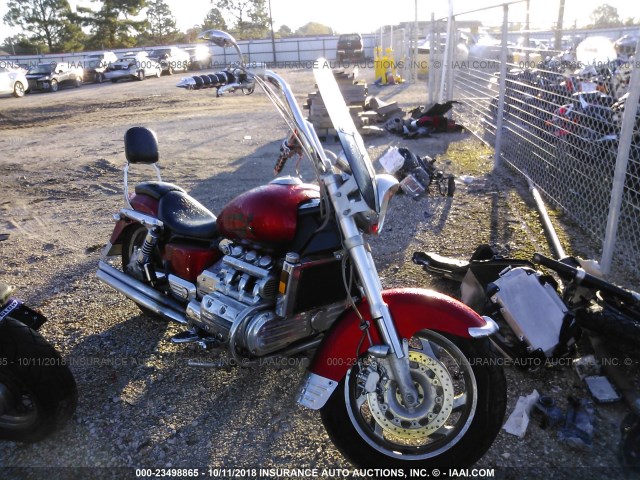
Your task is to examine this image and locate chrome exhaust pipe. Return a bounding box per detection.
[97,261,187,325]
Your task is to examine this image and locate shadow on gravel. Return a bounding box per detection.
[369,82,414,103]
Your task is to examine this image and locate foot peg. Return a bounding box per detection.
[171,330,220,350]
[197,338,220,350]
[171,329,200,344]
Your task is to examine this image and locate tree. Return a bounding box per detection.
[79,0,147,50]
[202,7,228,31]
[3,0,81,52]
[217,0,269,39]
[590,4,622,27]
[276,24,292,38]
[295,22,333,36]
[181,26,202,43]
[143,0,180,45]
[58,12,87,51]
[2,33,46,55]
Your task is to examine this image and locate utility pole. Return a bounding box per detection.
[268,0,276,64]
[555,0,565,51]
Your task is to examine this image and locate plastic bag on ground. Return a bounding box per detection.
[503,389,540,438]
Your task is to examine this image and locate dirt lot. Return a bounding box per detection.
[0,69,638,479]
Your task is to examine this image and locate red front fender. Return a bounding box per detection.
[309,287,491,381]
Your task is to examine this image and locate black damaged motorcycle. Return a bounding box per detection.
[0,282,77,442]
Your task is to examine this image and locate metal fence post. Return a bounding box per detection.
[446,17,456,105]
[493,4,509,168]
[413,0,419,82]
[428,13,436,106]
[439,4,453,103]
[600,39,640,274]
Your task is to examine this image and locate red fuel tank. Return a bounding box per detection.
[217,182,320,247]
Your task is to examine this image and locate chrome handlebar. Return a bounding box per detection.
[186,29,333,176]
[252,69,332,175]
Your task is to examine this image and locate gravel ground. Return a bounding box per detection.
[0,68,638,480]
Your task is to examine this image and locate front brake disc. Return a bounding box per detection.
[366,350,455,439]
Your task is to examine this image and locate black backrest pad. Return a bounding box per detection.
[125,126,159,164]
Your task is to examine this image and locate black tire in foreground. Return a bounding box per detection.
[0,318,77,442]
[321,331,506,471]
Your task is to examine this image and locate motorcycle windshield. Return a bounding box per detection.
[336,129,378,212]
[313,60,378,212]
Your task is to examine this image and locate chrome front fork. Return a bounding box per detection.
[326,175,420,409]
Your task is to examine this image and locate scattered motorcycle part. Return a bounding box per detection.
[526,177,566,259]
[620,413,640,471]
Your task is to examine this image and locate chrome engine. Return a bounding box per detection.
[180,242,344,356]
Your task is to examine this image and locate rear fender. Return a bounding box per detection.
[103,194,159,257]
[309,288,494,382]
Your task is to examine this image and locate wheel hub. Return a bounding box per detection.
[367,350,455,438]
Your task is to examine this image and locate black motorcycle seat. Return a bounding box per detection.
[135,181,186,200]
[158,190,218,240]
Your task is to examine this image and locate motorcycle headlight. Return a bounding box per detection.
[355,174,399,235]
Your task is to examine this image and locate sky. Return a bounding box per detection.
[0,0,637,43]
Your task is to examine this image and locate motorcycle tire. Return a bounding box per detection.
[320,330,506,471]
[0,318,77,442]
[121,224,162,318]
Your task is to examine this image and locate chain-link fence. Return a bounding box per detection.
[427,3,640,281]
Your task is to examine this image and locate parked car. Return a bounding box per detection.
[184,45,212,70]
[104,53,162,82]
[83,51,118,83]
[148,46,190,74]
[336,33,365,61]
[2,62,29,75]
[0,65,29,97]
[467,35,515,64]
[25,62,83,92]
[615,34,639,61]
[416,33,470,64]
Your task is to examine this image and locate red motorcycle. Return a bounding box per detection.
[97,30,506,470]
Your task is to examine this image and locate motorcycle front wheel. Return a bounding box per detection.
[321,330,506,470]
[0,318,77,442]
